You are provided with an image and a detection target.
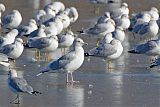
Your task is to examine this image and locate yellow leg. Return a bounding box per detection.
[47,52,52,62]
[108,60,112,72]
[38,50,41,61]
[96,38,100,47]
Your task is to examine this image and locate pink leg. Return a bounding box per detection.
[70,72,79,83]
[66,73,69,83]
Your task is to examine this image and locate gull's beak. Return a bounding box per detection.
[83,42,88,45]
[73,34,78,37]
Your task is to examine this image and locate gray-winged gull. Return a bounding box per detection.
[37,38,87,84]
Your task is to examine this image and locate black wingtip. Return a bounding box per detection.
[128,27,133,31]
[84,53,90,57]
[32,90,42,95]
[150,64,157,68]
[128,50,140,54]
[77,30,84,34]
[108,0,114,3]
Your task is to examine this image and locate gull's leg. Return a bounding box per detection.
[13,60,16,69]
[47,52,52,62]
[10,94,20,104]
[96,38,100,47]
[108,60,112,72]
[66,73,69,84]
[70,72,79,83]
[38,50,41,61]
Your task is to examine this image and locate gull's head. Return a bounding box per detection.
[66,30,74,35]
[12,10,20,15]
[116,26,124,32]
[49,35,58,41]
[108,19,115,26]
[74,38,88,47]
[8,69,18,78]
[104,12,110,18]
[10,29,19,36]
[122,2,128,7]
[0,3,5,12]
[148,41,157,48]
[121,14,129,18]
[151,7,158,13]
[39,24,45,29]
[37,9,46,16]
[110,39,121,45]
[16,38,23,44]
[29,19,37,25]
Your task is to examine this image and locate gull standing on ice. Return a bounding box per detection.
[79,19,115,37]
[85,39,123,70]
[37,38,87,84]
[8,69,41,104]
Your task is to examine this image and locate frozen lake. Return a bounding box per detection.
[0,0,160,107]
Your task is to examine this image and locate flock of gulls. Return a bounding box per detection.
[0,0,160,104]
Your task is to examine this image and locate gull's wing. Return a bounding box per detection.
[9,77,33,94]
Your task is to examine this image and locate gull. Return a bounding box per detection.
[138,20,159,40]
[79,19,115,37]
[58,30,75,54]
[115,14,130,30]
[68,7,78,23]
[0,3,5,28]
[0,38,24,60]
[112,26,125,42]
[18,19,38,37]
[132,7,159,22]
[37,38,87,84]
[2,10,22,29]
[130,7,159,30]
[85,39,123,70]
[27,35,58,61]
[128,39,160,57]
[129,13,151,31]
[8,69,41,104]
[28,35,58,52]
[0,29,18,47]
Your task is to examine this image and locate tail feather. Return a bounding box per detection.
[32,90,42,96]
